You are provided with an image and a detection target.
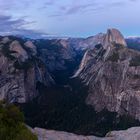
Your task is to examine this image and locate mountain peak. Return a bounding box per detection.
[103,28,127,49]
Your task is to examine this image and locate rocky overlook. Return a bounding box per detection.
[33,127,140,140]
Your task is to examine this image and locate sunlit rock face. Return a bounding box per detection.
[0,36,53,103]
[74,28,140,120]
[103,28,127,49]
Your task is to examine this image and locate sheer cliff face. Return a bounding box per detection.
[103,29,127,49]
[74,29,140,120]
[0,37,53,103]
[0,37,81,103]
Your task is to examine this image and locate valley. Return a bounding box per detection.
[0,28,140,139]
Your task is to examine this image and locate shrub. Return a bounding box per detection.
[133,74,140,79]
[129,55,140,66]
[1,44,16,60]
[107,52,119,62]
[14,59,34,70]
[0,101,37,140]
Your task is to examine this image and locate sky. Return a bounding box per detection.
[0,0,140,38]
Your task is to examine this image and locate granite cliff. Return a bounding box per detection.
[74,28,140,120]
[0,36,53,103]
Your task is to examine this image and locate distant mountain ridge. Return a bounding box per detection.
[126,37,140,51]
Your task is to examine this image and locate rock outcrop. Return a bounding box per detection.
[103,28,127,49]
[0,36,53,103]
[9,40,29,62]
[68,29,126,52]
[32,127,140,140]
[68,33,105,51]
[74,28,140,120]
[24,41,37,56]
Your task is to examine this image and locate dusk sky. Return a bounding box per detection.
[0,0,140,38]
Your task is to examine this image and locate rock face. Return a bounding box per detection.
[24,41,37,56]
[0,36,53,103]
[34,128,107,140]
[103,28,127,49]
[9,40,29,62]
[68,29,126,52]
[32,127,140,140]
[0,36,82,103]
[74,28,140,120]
[68,33,105,51]
[106,127,140,140]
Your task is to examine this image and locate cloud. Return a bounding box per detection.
[0,14,48,38]
[110,2,125,7]
[11,29,50,39]
[47,0,127,18]
[0,0,139,37]
[44,0,56,5]
[0,15,27,31]
[129,0,138,2]
[40,0,56,9]
[0,0,31,11]
[48,2,97,17]
[65,4,95,15]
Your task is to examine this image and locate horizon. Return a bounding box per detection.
[1,29,140,39]
[0,0,140,38]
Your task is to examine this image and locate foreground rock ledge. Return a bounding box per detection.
[32,127,140,140]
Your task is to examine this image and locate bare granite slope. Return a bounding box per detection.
[74,29,140,120]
